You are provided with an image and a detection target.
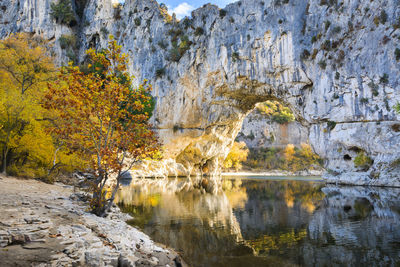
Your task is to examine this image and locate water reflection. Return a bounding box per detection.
[116,177,400,267]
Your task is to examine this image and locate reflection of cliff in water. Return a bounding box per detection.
[304,185,400,266]
[117,178,400,266]
[116,178,253,266]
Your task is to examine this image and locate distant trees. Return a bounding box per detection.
[44,36,159,216]
[245,143,323,172]
[223,142,249,171]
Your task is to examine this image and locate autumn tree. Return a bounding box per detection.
[223,141,249,171]
[0,33,56,176]
[44,36,159,216]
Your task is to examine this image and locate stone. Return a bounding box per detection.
[10,233,30,245]
[118,254,138,267]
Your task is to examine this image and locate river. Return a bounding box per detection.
[116,176,400,267]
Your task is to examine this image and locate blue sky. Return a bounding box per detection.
[157,0,237,19]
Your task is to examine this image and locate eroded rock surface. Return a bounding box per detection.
[1,0,399,185]
[0,175,185,266]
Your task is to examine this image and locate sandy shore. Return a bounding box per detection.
[0,175,185,267]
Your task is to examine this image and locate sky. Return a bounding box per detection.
[157,0,237,19]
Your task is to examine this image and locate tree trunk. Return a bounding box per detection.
[101,174,121,217]
[2,147,8,175]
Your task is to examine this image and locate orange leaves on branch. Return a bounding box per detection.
[44,36,160,215]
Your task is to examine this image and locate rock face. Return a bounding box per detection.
[1,0,400,185]
[237,110,309,148]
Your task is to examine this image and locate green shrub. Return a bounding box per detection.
[181,18,192,29]
[194,27,204,36]
[134,18,141,26]
[311,49,318,59]
[168,34,192,62]
[219,9,227,18]
[59,34,76,50]
[360,97,369,104]
[155,67,165,78]
[380,73,389,84]
[373,16,380,26]
[318,60,327,69]
[311,35,317,43]
[368,82,379,96]
[301,49,310,60]
[395,103,400,114]
[327,121,336,131]
[395,48,400,61]
[50,0,76,25]
[232,52,239,62]
[332,26,341,34]
[321,40,331,50]
[325,20,331,31]
[354,151,373,170]
[380,10,388,24]
[169,47,181,62]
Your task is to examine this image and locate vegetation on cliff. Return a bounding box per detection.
[256,101,295,124]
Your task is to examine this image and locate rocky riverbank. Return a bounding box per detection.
[222,169,324,177]
[0,175,185,267]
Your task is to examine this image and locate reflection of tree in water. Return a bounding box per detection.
[116,179,255,266]
[116,179,400,266]
[230,179,325,257]
[248,229,307,255]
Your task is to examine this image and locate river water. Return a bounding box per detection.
[116,176,400,267]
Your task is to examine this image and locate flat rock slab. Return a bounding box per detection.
[0,175,186,267]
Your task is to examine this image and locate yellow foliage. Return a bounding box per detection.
[256,100,295,124]
[0,33,55,175]
[245,143,322,172]
[283,144,295,161]
[0,33,84,178]
[223,142,249,171]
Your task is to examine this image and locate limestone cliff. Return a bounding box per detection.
[237,110,309,149]
[1,0,399,186]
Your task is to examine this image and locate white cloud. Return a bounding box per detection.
[171,2,195,19]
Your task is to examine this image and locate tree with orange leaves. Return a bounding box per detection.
[44,36,159,216]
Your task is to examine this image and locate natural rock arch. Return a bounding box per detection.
[1,0,399,186]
